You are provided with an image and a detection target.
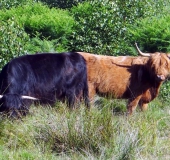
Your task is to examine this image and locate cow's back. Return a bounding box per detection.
[78,52,151,99]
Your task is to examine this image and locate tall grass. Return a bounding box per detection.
[0,99,169,160]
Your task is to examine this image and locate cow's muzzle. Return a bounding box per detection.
[157,74,166,81]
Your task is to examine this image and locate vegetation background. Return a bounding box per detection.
[0,0,170,159]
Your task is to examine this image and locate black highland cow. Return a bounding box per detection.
[0,52,89,117]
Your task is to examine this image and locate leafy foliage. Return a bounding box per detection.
[0,0,38,9]
[0,3,75,39]
[26,37,68,53]
[159,81,170,103]
[0,2,75,53]
[69,0,169,55]
[0,19,30,69]
[39,0,85,9]
[128,15,170,53]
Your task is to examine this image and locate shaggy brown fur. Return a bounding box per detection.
[78,51,170,114]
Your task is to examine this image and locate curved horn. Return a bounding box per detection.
[21,95,39,100]
[0,95,3,98]
[135,43,151,57]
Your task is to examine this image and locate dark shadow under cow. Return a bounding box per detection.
[0,52,89,117]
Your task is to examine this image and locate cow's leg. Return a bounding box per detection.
[139,101,148,111]
[127,96,142,115]
[88,82,96,106]
[66,91,76,109]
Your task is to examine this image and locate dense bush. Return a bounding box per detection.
[159,81,170,103]
[69,0,169,55]
[39,0,85,9]
[0,0,25,9]
[0,3,74,39]
[0,0,38,9]
[0,19,30,69]
[0,2,75,53]
[26,37,67,53]
[128,15,170,53]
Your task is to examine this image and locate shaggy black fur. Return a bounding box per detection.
[0,52,89,117]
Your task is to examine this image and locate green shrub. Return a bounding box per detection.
[0,2,75,39]
[0,0,38,10]
[39,0,85,9]
[0,2,75,52]
[69,0,169,56]
[128,15,170,54]
[0,18,30,69]
[25,37,67,53]
[159,81,170,103]
[0,0,25,9]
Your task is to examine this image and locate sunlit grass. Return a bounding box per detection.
[0,98,169,160]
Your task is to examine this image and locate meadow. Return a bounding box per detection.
[0,1,170,159]
[0,98,169,160]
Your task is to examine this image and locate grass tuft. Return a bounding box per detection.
[0,98,169,159]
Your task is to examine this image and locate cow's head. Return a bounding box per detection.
[0,94,39,117]
[135,43,170,81]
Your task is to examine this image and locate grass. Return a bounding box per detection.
[0,99,169,160]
